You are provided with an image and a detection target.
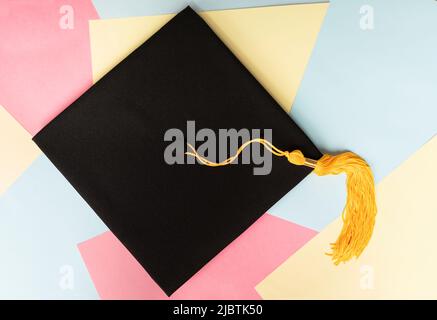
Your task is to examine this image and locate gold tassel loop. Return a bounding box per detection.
[187,138,311,167]
[185,139,377,265]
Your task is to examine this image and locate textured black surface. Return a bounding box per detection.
[34,7,321,295]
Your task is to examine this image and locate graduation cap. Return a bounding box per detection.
[33,7,376,295]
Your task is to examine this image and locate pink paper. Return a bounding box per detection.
[0,0,98,136]
[78,213,317,299]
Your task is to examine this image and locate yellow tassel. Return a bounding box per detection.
[186,138,377,265]
[313,152,377,264]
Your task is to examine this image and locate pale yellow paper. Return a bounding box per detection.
[90,3,328,111]
[0,106,41,195]
[256,136,437,299]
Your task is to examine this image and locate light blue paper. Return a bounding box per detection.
[269,174,346,231]
[269,0,437,230]
[0,156,108,299]
[292,0,437,181]
[92,0,326,18]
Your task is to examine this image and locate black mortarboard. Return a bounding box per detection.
[34,7,376,295]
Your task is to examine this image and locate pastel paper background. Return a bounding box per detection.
[291,0,437,181]
[0,0,97,135]
[0,156,107,299]
[0,106,41,194]
[0,1,107,298]
[90,3,329,111]
[256,136,437,299]
[2,0,436,299]
[269,0,437,231]
[79,214,316,299]
[92,0,327,18]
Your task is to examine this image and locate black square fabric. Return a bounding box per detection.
[33,7,321,295]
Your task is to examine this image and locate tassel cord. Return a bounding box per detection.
[186,138,377,264]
